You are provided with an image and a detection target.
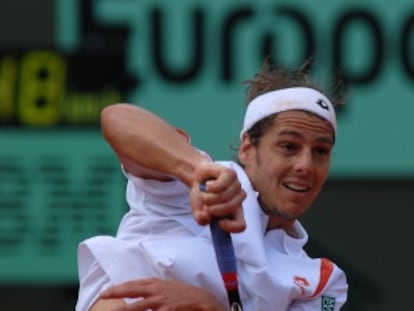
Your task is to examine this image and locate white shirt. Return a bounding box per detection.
[76,161,348,311]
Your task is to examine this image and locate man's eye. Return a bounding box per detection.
[315,147,330,156]
[281,143,296,152]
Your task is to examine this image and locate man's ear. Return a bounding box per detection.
[238,133,254,165]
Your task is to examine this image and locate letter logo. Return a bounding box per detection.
[316,98,329,111]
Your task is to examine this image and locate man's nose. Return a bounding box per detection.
[293,149,313,175]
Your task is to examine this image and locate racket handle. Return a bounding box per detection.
[210,218,239,291]
[199,183,239,291]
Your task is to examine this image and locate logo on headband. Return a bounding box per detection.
[316,99,329,111]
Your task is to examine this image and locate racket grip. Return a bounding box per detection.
[210,218,239,291]
[199,183,239,291]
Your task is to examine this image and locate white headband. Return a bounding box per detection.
[240,87,336,139]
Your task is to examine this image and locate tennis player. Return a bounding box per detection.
[76,59,349,311]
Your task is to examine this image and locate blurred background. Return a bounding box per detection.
[0,0,413,310]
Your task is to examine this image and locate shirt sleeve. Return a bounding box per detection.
[75,257,113,311]
[120,149,211,216]
[123,168,192,213]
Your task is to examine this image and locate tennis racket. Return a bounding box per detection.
[199,183,243,311]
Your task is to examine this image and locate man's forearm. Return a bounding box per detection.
[101,103,209,186]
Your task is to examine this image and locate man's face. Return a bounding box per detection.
[239,110,334,230]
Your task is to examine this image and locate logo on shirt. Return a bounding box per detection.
[321,296,336,311]
[293,276,310,295]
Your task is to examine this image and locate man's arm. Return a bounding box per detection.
[101,103,207,185]
[89,105,246,311]
[91,278,227,311]
[101,103,246,230]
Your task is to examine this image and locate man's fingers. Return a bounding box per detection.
[207,190,246,217]
[191,163,246,232]
[200,181,245,208]
[193,209,211,226]
[198,169,238,195]
[98,277,228,311]
[218,209,246,233]
[123,297,160,311]
[197,179,246,233]
[100,285,136,299]
[100,279,154,299]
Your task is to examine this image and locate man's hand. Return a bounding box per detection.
[189,162,246,233]
[98,278,227,311]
